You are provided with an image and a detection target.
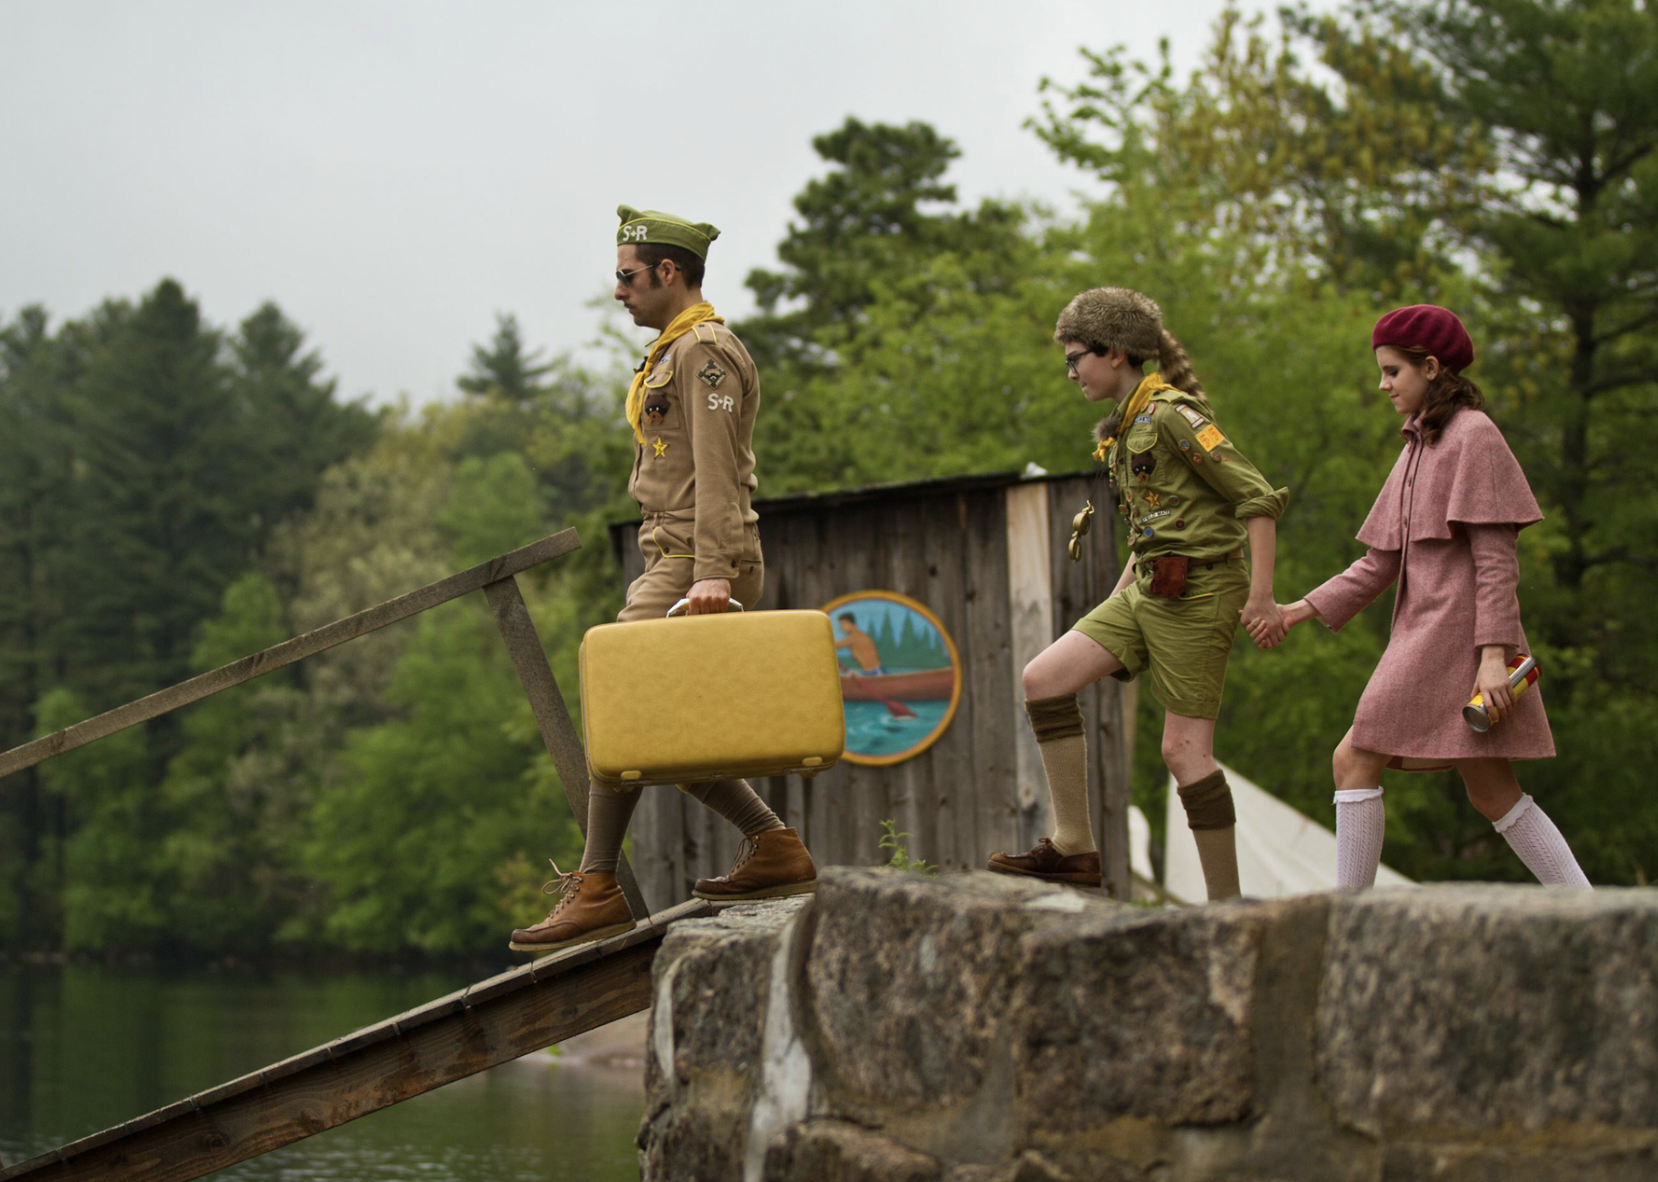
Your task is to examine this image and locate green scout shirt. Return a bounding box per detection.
[1106,389,1288,561]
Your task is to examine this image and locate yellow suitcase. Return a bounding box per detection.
[579,609,846,789]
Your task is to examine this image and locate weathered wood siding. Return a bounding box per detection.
[620,473,1133,905]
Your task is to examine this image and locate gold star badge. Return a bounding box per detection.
[651,435,668,458]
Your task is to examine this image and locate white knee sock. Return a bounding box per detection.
[1334,787,1385,889]
[1493,794,1591,888]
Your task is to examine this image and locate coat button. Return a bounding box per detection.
[1174,519,1185,529]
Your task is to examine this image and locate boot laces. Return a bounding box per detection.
[539,860,582,918]
[717,836,758,882]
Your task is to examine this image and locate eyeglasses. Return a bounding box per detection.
[1064,349,1098,375]
[615,262,658,286]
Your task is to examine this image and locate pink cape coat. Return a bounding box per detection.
[1303,407,1554,766]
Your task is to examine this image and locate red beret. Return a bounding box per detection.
[1371,305,1475,373]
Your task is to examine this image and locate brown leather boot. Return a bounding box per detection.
[508,863,635,954]
[694,827,817,903]
[987,837,1102,887]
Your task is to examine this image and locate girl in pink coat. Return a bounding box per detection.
[1276,305,1590,889]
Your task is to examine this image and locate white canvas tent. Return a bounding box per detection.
[1157,762,1413,902]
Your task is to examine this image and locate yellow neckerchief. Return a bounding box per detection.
[625,301,723,445]
[1092,372,1180,461]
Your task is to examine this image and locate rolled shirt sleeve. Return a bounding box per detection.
[1161,404,1289,520]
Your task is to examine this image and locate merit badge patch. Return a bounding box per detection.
[1195,424,1226,451]
[698,360,727,390]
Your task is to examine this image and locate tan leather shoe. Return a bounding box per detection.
[508,863,635,954]
[694,826,817,903]
[987,838,1102,887]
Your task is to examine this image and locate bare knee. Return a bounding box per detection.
[1332,735,1386,789]
[1462,774,1522,822]
[1161,731,1212,785]
[1021,656,1050,700]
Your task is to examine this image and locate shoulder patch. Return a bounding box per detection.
[698,359,728,390]
[1195,423,1226,450]
[1178,406,1207,430]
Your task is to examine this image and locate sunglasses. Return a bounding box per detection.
[615,262,659,286]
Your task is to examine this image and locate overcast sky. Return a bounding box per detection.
[1,1,1310,406]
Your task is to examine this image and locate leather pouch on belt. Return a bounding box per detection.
[1147,555,1189,599]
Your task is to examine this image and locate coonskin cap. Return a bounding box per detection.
[1054,287,1163,358]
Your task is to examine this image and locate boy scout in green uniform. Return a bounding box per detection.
[989,287,1288,900]
[509,206,816,954]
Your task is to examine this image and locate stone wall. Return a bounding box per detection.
[637,869,1658,1182]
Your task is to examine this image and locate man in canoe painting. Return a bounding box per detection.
[835,612,888,677]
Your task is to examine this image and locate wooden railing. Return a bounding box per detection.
[0,527,648,917]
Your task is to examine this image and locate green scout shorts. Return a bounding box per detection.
[1072,559,1250,720]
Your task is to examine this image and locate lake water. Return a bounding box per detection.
[0,962,646,1180]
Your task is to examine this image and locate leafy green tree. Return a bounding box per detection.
[154,573,306,954]
[1288,0,1658,880]
[230,302,381,536]
[457,313,554,404]
[741,117,1029,370]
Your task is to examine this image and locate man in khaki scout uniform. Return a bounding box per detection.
[509,206,816,954]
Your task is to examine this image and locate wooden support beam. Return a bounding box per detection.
[0,899,713,1182]
[483,575,649,918]
[0,530,583,782]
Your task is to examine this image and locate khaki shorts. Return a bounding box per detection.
[1072,559,1250,720]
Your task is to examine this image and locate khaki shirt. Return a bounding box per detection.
[1106,390,1288,561]
[628,321,761,582]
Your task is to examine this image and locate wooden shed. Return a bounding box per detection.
[611,471,1135,907]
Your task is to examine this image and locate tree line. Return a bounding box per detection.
[1,0,1652,959]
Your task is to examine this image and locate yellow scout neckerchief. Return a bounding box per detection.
[626,302,724,445]
[1092,372,1180,461]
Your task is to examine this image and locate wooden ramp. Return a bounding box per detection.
[0,900,713,1182]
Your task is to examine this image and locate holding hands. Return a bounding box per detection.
[1241,594,1288,649]
[1245,599,1318,649]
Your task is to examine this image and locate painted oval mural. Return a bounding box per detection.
[822,590,962,767]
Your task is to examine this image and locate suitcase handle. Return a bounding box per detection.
[665,597,746,618]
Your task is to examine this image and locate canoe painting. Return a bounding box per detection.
[839,668,954,702]
[822,590,963,767]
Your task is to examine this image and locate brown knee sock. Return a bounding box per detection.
[1025,694,1095,856]
[579,786,642,874]
[1177,769,1240,901]
[682,778,784,837]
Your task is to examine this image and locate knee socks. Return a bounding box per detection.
[1024,694,1095,856]
[1494,794,1591,888]
[1177,769,1240,901]
[1333,786,1386,889]
[580,779,783,876]
[680,778,785,838]
[579,786,642,875]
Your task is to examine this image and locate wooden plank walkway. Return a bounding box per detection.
[0,899,714,1182]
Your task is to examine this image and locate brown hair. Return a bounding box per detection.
[634,242,706,289]
[1096,328,1216,442]
[1392,345,1485,445]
